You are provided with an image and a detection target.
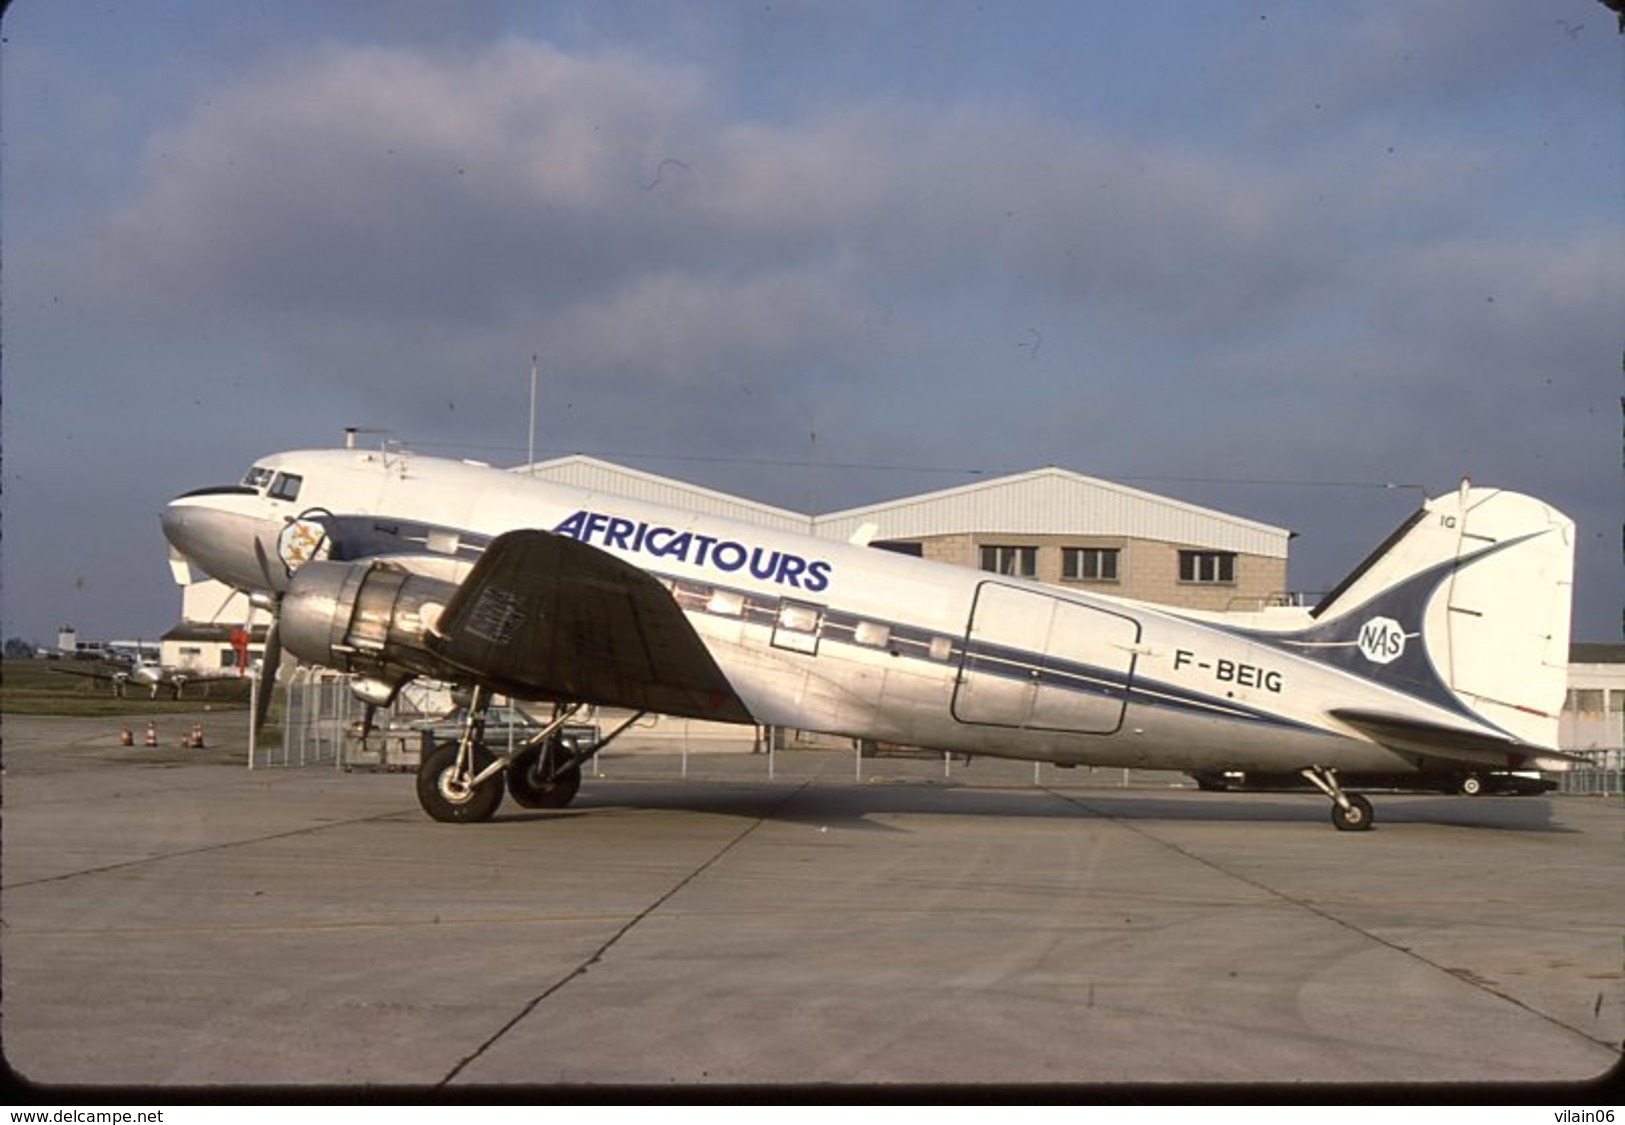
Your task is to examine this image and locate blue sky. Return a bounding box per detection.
[3,0,1620,644]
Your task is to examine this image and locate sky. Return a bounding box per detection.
[2,0,1621,646]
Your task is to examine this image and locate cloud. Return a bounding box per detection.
[92,37,1424,349]
[14,18,1617,638]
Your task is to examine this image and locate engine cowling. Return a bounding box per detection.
[279,560,463,704]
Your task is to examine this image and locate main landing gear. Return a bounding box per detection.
[1299,765,1375,832]
[414,686,645,823]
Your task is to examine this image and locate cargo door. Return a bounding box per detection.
[952,582,1138,734]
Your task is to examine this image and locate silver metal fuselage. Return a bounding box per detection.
[163,449,1460,777]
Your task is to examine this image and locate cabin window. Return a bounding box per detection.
[268,472,303,502]
[707,590,744,617]
[1179,550,1235,584]
[771,599,824,656]
[980,545,1037,578]
[1063,547,1119,582]
[778,602,821,634]
[853,620,891,649]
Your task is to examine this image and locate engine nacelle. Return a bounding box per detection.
[280,560,463,703]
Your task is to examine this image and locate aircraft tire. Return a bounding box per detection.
[507,740,583,809]
[1331,793,1374,832]
[1458,774,1485,797]
[418,740,504,823]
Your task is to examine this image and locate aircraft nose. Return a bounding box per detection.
[161,488,285,593]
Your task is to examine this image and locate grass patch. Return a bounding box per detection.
[2,659,252,717]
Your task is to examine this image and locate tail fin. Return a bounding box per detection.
[1294,483,1574,748]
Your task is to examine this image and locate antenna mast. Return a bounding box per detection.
[527,354,539,474]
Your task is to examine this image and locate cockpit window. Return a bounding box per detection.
[242,466,274,490]
[268,472,303,502]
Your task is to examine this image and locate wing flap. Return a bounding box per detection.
[1330,708,1587,770]
[429,529,754,722]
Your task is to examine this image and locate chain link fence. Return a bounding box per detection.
[1553,749,1623,798]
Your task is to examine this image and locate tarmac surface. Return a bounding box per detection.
[3,711,1623,1093]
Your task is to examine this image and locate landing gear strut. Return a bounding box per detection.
[1300,765,1375,832]
[507,718,585,809]
[412,688,646,823]
[417,685,506,823]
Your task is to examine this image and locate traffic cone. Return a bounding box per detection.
[189,723,206,749]
[119,727,134,747]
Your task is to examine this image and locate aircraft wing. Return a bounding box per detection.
[47,664,127,685]
[165,671,245,686]
[427,528,754,723]
[1329,708,1589,771]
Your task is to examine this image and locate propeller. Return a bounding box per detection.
[247,512,334,735]
[247,527,291,736]
[254,615,283,734]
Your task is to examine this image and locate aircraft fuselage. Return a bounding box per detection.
[163,449,1495,779]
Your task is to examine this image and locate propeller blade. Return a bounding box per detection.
[252,537,281,592]
[254,618,282,733]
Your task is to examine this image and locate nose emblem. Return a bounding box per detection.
[276,513,333,573]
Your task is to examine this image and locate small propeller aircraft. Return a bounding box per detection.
[50,653,246,700]
[161,447,1578,830]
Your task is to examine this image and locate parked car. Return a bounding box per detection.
[410,706,599,754]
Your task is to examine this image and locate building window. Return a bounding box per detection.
[1566,689,1605,714]
[1179,550,1235,584]
[1062,547,1119,582]
[980,545,1037,577]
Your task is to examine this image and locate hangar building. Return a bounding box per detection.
[525,456,1295,612]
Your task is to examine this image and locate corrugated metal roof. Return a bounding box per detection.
[512,459,1290,558]
[513,456,813,531]
[813,468,1291,557]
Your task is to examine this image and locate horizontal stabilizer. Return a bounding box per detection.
[429,529,754,722]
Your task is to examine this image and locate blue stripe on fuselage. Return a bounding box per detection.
[299,511,1319,737]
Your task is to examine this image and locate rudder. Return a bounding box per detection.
[1295,483,1574,748]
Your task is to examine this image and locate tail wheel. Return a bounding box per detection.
[507,738,583,809]
[1459,774,1485,796]
[1331,793,1374,832]
[417,740,504,823]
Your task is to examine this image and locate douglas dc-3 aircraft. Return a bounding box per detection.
[160,447,1578,830]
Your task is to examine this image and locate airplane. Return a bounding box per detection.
[50,652,249,700]
[159,446,1579,830]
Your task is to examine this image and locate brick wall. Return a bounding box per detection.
[905,533,1287,612]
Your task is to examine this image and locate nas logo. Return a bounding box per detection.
[1356,617,1408,665]
[276,515,332,573]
